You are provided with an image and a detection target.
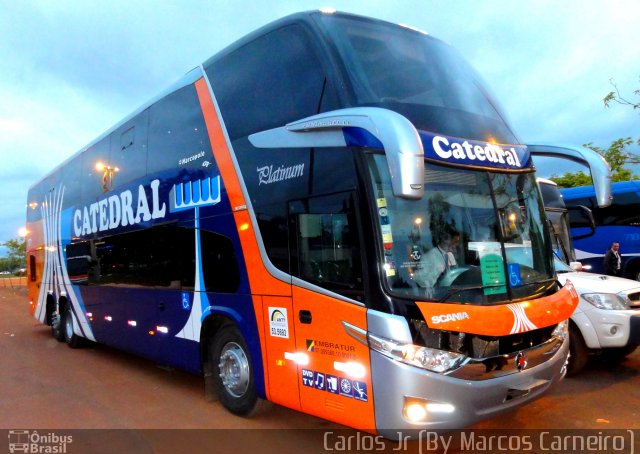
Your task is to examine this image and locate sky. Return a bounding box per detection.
[1,0,639,254]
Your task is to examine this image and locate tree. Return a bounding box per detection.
[550,76,640,188]
[583,137,640,182]
[1,238,26,272]
[603,75,640,112]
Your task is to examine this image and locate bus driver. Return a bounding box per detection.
[414,229,460,296]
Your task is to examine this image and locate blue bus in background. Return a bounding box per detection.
[562,180,640,280]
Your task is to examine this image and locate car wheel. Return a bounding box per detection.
[567,325,589,376]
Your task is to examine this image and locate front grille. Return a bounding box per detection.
[627,291,640,309]
[411,319,557,359]
[498,326,556,355]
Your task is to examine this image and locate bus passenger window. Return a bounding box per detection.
[290,192,364,301]
[206,24,331,141]
[200,230,241,293]
[29,255,36,282]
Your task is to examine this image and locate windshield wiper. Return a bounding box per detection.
[437,284,488,303]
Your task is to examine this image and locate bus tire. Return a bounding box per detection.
[51,313,65,342]
[211,323,259,416]
[567,324,589,376]
[63,307,83,349]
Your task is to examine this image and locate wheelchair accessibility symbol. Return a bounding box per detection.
[508,263,522,286]
[181,292,191,311]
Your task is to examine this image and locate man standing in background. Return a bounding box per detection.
[603,242,622,277]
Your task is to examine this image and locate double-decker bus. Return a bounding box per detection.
[25,11,580,436]
[562,180,640,280]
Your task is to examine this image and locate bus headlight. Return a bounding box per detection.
[552,319,569,340]
[582,292,630,310]
[368,333,466,373]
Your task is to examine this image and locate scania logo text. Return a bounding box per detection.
[431,312,470,324]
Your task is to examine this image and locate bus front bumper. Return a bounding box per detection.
[371,336,568,440]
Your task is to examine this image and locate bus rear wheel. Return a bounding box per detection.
[51,312,65,342]
[211,324,259,416]
[63,307,83,348]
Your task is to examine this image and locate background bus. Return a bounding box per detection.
[26,11,580,437]
[562,180,640,280]
[538,175,640,375]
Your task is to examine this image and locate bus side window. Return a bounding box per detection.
[289,192,364,301]
[206,24,334,141]
[29,255,36,282]
[147,85,211,175]
[200,230,241,293]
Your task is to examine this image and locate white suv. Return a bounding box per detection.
[555,257,640,375]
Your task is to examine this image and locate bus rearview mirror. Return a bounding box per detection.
[249,107,425,200]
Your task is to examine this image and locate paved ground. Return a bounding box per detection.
[1,287,638,453]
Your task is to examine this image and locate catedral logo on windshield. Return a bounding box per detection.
[73,179,166,237]
[420,131,530,170]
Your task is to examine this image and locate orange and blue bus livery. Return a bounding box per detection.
[26,11,580,438]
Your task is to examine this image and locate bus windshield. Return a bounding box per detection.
[318,14,518,144]
[368,154,555,304]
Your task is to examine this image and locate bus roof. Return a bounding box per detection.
[561,179,640,199]
[28,67,203,191]
[30,10,415,192]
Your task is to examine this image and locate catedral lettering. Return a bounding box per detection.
[25,11,596,440]
[72,179,166,237]
[432,135,522,167]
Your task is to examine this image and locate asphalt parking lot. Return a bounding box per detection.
[1,287,638,453]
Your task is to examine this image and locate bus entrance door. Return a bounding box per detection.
[292,286,375,431]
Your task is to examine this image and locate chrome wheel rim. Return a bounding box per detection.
[218,342,250,398]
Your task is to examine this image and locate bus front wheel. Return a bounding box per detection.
[211,324,259,416]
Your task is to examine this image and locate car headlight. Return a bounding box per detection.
[368,333,466,373]
[581,292,630,310]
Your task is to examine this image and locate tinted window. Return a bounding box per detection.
[147,85,212,176]
[233,142,359,274]
[73,226,187,288]
[29,255,36,282]
[539,182,564,209]
[289,191,364,300]
[201,230,241,293]
[110,110,149,186]
[566,192,640,227]
[317,14,518,144]
[80,137,110,200]
[597,191,640,226]
[67,225,239,293]
[207,25,328,140]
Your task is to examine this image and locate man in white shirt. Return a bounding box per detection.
[414,230,460,296]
